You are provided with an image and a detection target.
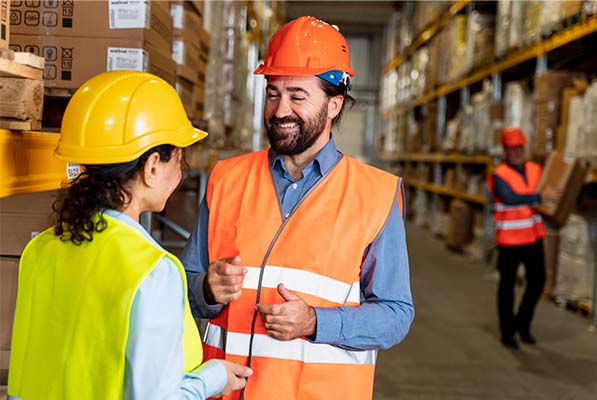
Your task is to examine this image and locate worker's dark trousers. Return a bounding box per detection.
[497,239,546,339]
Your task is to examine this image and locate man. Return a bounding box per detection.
[488,127,561,349]
[181,16,414,399]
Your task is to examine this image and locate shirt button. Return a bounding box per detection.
[285,213,290,218]
[291,183,298,190]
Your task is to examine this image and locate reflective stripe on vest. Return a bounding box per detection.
[204,324,377,365]
[489,162,546,246]
[8,215,202,400]
[205,149,399,400]
[243,265,361,305]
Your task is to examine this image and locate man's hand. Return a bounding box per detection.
[204,256,247,305]
[255,283,317,341]
[217,360,253,396]
[541,185,563,202]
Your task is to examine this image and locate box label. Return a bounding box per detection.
[107,47,148,71]
[109,0,149,29]
[171,3,183,29]
[172,40,184,64]
[66,163,81,180]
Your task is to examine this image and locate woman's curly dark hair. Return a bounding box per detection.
[53,144,179,245]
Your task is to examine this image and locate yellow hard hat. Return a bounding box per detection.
[55,70,207,164]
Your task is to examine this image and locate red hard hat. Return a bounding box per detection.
[254,16,355,77]
[501,127,527,147]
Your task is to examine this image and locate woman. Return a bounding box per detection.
[7,71,252,399]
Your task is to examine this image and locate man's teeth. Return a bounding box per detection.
[278,123,297,128]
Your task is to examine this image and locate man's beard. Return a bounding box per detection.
[265,102,328,155]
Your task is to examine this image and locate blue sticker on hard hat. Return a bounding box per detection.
[317,70,351,89]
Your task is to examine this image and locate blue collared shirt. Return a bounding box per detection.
[181,137,414,350]
[10,210,227,400]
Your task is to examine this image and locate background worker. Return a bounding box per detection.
[182,16,414,399]
[8,71,251,400]
[488,127,562,349]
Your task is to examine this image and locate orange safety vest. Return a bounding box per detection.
[203,149,401,400]
[488,162,546,246]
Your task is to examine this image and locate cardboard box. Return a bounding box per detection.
[0,190,58,256]
[0,257,18,368]
[10,34,176,88]
[534,71,571,102]
[176,76,195,119]
[0,0,8,49]
[171,3,203,37]
[10,0,172,55]
[536,151,588,227]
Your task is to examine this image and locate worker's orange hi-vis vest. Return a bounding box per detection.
[203,149,401,400]
[488,162,546,246]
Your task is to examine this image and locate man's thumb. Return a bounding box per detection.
[277,283,299,301]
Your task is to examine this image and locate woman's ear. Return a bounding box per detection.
[142,152,162,187]
[327,95,344,120]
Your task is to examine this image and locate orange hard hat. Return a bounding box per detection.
[254,16,354,79]
[501,127,527,147]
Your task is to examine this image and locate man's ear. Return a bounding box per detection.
[142,152,161,187]
[327,95,344,120]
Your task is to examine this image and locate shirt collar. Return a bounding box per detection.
[103,209,163,249]
[268,135,340,178]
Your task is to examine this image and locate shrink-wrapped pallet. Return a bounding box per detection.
[465,11,495,72]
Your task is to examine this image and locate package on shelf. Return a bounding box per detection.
[396,62,411,104]
[552,214,595,302]
[585,0,597,16]
[405,113,421,153]
[539,0,563,37]
[421,102,438,152]
[10,0,173,55]
[503,81,534,156]
[465,11,495,72]
[0,190,58,256]
[578,80,597,163]
[412,1,446,38]
[175,76,195,120]
[173,36,201,83]
[398,2,414,53]
[561,1,583,18]
[1,256,18,370]
[0,0,8,49]
[380,70,398,112]
[446,199,474,250]
[508,1,526,50]
[446,15,468,83]
[536,151,588,227]
[534,70,572,102]
[383,11,401,66]
[425,37,441,93]
[458,104,474,154]
[171,1,203,38]
[494,0,512,58]
[523,0,543,45]
[490,102,505,155]
[534,98,560,157]
[442,111,461,152]
[10,34,176,89]
[410,47,429,99]
[454,164,468,192]
[563,93,584,157]
[471,80,493,153]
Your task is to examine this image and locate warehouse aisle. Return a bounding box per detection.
[374,224,597,400]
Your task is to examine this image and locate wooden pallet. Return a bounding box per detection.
[0,50,45,130]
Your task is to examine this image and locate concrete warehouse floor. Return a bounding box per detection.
[374,223,597,400]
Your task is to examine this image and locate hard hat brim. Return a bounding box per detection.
[55,125,208,165]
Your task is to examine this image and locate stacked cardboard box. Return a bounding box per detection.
[533,71,572,157]
[171,0,203,120]
[9,1,175,88]
[0,0,8,49]
[0,190,60,374]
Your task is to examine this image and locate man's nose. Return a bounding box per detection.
[274,96,292,119]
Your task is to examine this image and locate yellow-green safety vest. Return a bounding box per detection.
[8,214,202,399]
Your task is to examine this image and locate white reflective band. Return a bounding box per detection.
[243,266,360,305]
[495,215,543,230]
[494,203,533,212]
[204,324,377,365]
